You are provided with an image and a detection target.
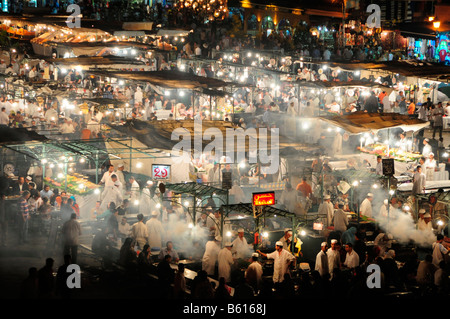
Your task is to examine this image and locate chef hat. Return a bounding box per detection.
[367,193,374,197]
[225,242,233,247]
[275,241,283,247]
[215,235,222,242]
[424,213,431,218]
[429,152,434,157]
[331,239,338,244]
[118,163,124,168]
[284,228,292,232]
[151,211,158,216]
[324,194,331,200]
[238,228,245,233]
[252,252,259,258]
[419,209,426,214]
[321,242,327,247]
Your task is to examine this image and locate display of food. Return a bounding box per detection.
[357,143,422,162]
[44,173,99,195]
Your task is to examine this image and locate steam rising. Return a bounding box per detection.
[375,207,436,247]
[371,189,437,247]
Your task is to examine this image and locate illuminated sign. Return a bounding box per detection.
[152,164,170,180]
[252,192,275,206]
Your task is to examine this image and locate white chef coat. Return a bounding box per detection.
[231,236,251,259]
[100,186,123,211]
[333,209,349,232]
[327,248,341,275]
[319,200,334,226]
[202,240,221,275]
[245,261,263,289]
[422,143,432,157]
[315,250,329,277]
[218,247,234,283]
[360,198,373,218]
[266,249,295,283]
[146,217,165,249]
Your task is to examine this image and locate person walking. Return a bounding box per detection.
[432,101,444,140]
[18,191,31,244]
[61,213,82,264]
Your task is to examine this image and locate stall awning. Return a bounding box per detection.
[165,182,229,197]
[221,203,296,218]
[318,111,430,134]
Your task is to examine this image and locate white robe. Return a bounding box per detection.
[146,217,165,249]
[266,249,295,283]
[218,248,234,283]
[202,240,221,275]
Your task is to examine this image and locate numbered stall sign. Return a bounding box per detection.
[152,164,171,180]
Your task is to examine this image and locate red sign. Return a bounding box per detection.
[252,192,275,206]
[152,164,170,180]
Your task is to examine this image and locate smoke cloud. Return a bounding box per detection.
[375,207,436,247]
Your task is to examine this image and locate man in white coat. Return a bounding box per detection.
[202,235,222,275]
[231,228,251,260]
[412,165,426,195]
[319,194,334,227]
[343,243,360,269]
[100,181,123,212]
[146,211,165,250]
[332,202,349,233]
[257,241,295,284]
[218,242,235,283]
[327,239,341,278]
[315,242,329,278]
[100,165,116,199]
[360,193,374,219]
[245,253,263,292]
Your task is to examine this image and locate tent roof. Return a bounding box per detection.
[0,127,48,145]
[165,182,229,197]
[313,59,450,81]
[48,55,145,66]
[221,202,296,218]
[86,70,248,90]
[286,80,392,89]
[317,111,430,134]
[109,119,324,154]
